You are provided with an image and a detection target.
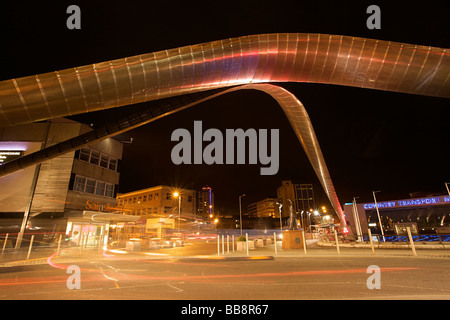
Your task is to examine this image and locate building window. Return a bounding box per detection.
[188,195,193,202]
[72,174,115,198]
[74,176,86,192]
[109,158,117,171]
[77,147,118,172]
[85,179,96,194]
[90,151,100,166]
[95,181,106,196]
[100,154,109,168]
[79,148,90,162]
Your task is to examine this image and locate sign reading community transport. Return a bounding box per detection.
[363,195,450,210]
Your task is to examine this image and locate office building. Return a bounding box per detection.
[0,118,133,247]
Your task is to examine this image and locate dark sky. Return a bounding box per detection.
[2,1,449,215]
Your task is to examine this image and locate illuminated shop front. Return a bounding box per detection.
[344,195,450,236]
[65,210,139,246]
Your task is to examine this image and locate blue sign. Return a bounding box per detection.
[362,196,450,210]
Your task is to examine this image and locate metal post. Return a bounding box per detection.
[406,227,417,257]
[334,229,340,255]
[232,235,235,252]
[227,235,229,254]
[302,230,307,255]
[445,182,450,197]
[178,196,181,236]
[368,228,375,254]
[239,194,246,236]
[217,235,220,256]
[274,232,277,255]
[246,233,249,256]
[372,190,385,242]
[57,234,62,256]
[352,197,363,242]
[222,235,225,255]
[27,235,34,260]
[80,234,84,251]
[2,233,8,254]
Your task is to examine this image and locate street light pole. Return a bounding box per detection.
[372,190,385,242]
[239,194,246,236]
[178,195,181,236]
[173,191,181,236]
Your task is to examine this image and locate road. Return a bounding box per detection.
[1,241,450,300]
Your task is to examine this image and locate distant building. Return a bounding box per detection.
[116,185,197,237]
[197,186,214,218]
[117,185,197,218]
[247,198,278,218]
[277,180,316,227]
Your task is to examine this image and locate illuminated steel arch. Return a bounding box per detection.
[0,33,448,127]
[0,33,449,227]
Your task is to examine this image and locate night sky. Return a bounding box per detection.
[2,1,449,216]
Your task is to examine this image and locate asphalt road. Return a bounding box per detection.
[1,241,450,300]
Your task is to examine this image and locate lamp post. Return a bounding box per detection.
[372,190,385,242]
[173,192,181,236]
[276,202,283,237]
[239,194,246,236]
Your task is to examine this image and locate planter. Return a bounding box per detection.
[236,240,255,251]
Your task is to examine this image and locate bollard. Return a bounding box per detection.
[334,229,340,255]
[274,232,277,255]
[57,234,62,256]
[227,235,229,254]
[232,235,235,252]
[2,233,8,254]
[217,235,220,256]
[246,233,249,256]
[368,229,375,254]
[222,235,225,255]
[406,227,417,257]
[301,230,307,255]
[27,235,34,260]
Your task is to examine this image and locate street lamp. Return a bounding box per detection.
[239,194,246,236]
[276,202,283,236]
[173,191,181,236]
[372,190,385,242]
